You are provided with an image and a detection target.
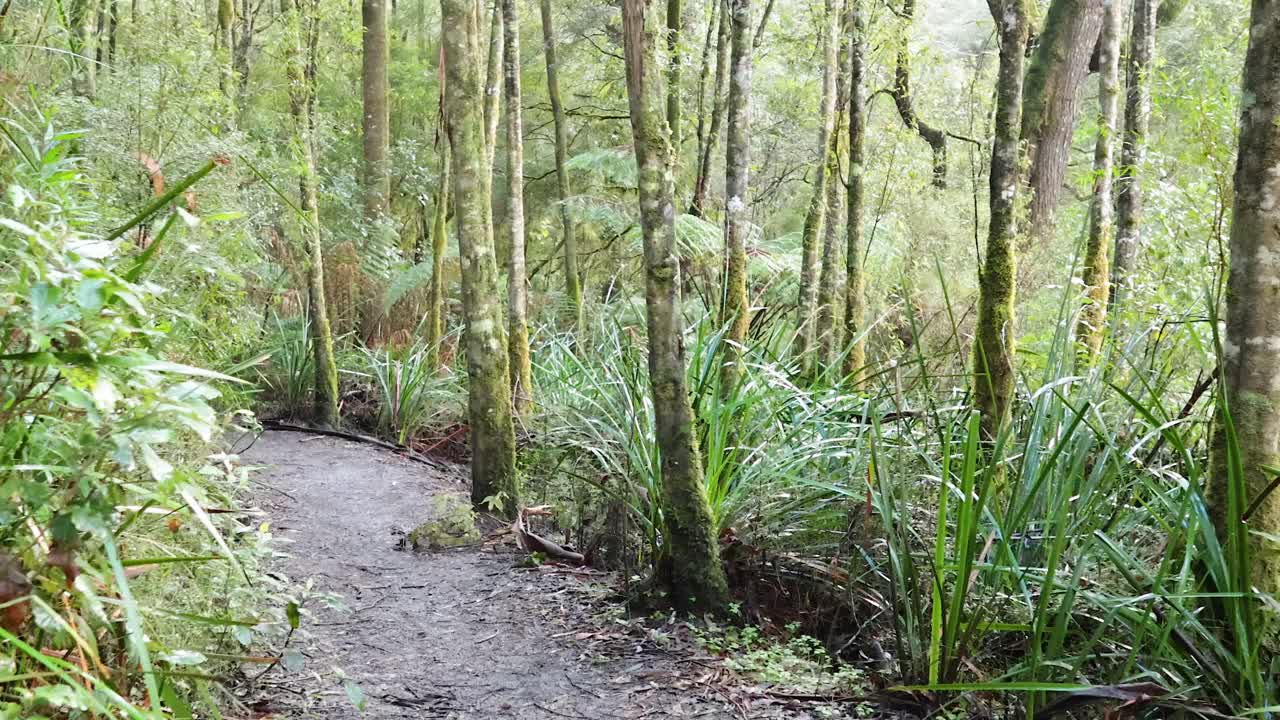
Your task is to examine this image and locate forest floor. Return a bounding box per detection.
[236,431,845,720]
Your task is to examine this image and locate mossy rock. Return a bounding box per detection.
[407,494,480,550]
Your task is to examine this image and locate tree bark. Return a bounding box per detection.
[362,0,391,219]
[1213,0,1280,596]
[720,0,753,394]
[69,0,98,99]
[217,0,235,95]
[483,0,503,176]
[817,2,851,370]
[442,0,520,512]
[1111,0,1158,305]
[842,0,867,384]
[426,150,451,363]
[284,0,340,428]
[539,0,584,325]
[689,0,729,217]
[1020,0,1104,249]
[973,0,1029,439]
[1075,0,1121,363]
[891,0,945,188]
[795,0,838,371]
[620,0,730,613]
[502,0,533,416]
[667,0,682,153]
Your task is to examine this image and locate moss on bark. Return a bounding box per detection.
[720,0,754,395]
[502,0,533,416]
[842,0,867,385]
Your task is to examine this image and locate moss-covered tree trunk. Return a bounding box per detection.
[666,0,682,153]
[539,0,583,326]
[1020,0,1104,249]
[483,0,503,176]
[620,0,730,613]
[891,0,945,188]
[284,0,340,428]
[795,0,838,370]
[442,0,519,512]
[972,0,1028,439]
[362,0,391,219]
[1075,0,1121,363]
[69,0,98,99]
[720,0,753,394]
[842,0,867,385]
[217,0,234,96]
[1111,0,1157,306]
[502,0,533,416]
[689,0,729,218]
[1213,0,1280,596]
[816,4,851,370]
[425,150,450,363]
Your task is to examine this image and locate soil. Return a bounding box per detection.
[240,430,841,720]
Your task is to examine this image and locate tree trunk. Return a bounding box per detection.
[483,0,503,176]
[891,0,945,188]
[817,2,851,370]
[69,0,98,99]
[720,0,753,394]
[691,0,718,182]
[217,0,234,95]
[102,0,118,68]
[362,0,391,219]
[502,0,533,416]
[284,0,340,428]
[1111,0,1157,305]
[441,0,520,512]
[1020,0,1104,249]
[621,0,730,613]
[973,0,1028,439]
[426,151,451,363]
[667,0,682,153]
[795,0,838,371]
[842,0,867,384]
[1213,0,1280,596]
[233,0,256,113]
[539,0,584,325]
[689,0,729,217]
[1075,0,1121,363]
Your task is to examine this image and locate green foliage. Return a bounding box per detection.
[361,338,462,444]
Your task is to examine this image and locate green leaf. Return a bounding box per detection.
[286,601,301,630]
[344,680,366,711]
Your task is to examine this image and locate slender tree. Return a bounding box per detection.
[891,0,946,187]
[720,0,753,393]
[795,0,838,369]
[973,0,1028,438]
[425,150,450,362]
[689,0,729,217]
[843,0,867,384]
[1213,0,1280,594]
[69,0,97,99]
[483,0,502,175]
[667,0,682,152]
[502,0,533,415]
[620,0,730,612]
[362,0,391,219]
[283,0,340,427]
[217,0,234,95]
[1075,0,1121,362]
[1020,0,1104,248]
[539,0,584,324]
[1111,0,1158,304]
[817,2,851,368]
[441,0,519,511]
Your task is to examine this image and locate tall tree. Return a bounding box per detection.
[795,0,838,370]
[620,0,730,612]
[720,0,753,393]
[502,0,533,415]
[689,0,729,217]
[1020,0,1104,248]
[816,1,851,369]
[842,0,867,384]
[483,0,502,175]
[1213,0,1280,594]
[539,0,584,324]
[441,0,520,511]
[973,0,1029,438]
[667,0,683,152]
[1075,0,1121,362]
[68,0,97,99]
[1111,0,1158,304]
[283,0,340,427]
[362,0,391,219]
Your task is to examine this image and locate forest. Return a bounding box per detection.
[0,0,1277,717]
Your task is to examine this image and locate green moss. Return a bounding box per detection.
[408,494,481,550]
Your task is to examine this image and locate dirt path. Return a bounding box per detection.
[240,431,813,720]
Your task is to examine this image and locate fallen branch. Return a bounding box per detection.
[260,419,449,470]
[512,507,584,565]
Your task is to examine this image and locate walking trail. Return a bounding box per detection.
[240,431,826,719]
